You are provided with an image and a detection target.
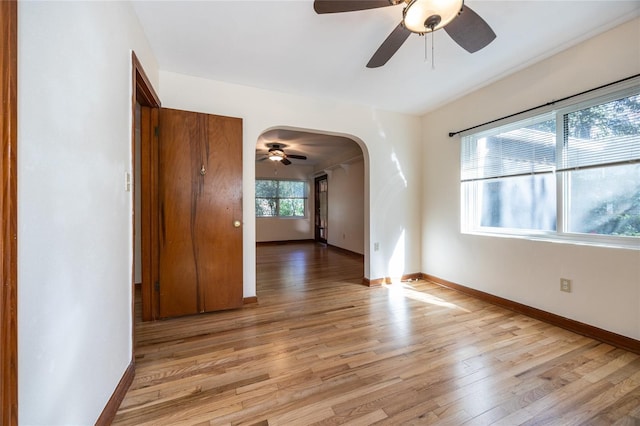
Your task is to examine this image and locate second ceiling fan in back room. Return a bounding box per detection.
[258,143,308,166]
[314,0,496,68]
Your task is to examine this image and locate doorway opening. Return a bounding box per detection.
[254,127,370,295]
[315,175,328,244]
[131,53,160,326]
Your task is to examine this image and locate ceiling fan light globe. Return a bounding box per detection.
[403,0,463,33]
[269,155,283,162]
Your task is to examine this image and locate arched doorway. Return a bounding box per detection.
[254,127,370,290]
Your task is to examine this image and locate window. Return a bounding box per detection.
[255,179,307,217]
[461,87,640,248]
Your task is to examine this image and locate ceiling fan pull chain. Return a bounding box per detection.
[424,33,428,63]
[432,30,435,70]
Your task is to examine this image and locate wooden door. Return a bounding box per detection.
[315,175,328,243]
[158,108,243,318]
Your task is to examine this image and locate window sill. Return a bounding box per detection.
[462,229,640,251]
[256,216,309,220]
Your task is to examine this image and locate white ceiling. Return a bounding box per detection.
[131,0,640,116]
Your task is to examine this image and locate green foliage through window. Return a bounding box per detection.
[256,179,307,217]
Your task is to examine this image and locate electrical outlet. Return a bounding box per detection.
[374,242,379,252]
[560,278,572,293]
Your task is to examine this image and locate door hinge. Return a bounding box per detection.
[154,281,160,292]
[154,126,159,137]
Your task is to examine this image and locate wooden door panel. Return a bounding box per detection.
[159,109,200,317]
[158,108,243,318]
[200,115,243,312]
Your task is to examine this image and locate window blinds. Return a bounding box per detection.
[461,116,556,182]
[558,94,640,172]
[461,92,640,182]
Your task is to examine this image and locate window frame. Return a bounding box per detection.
[255,178,309,218]
[461,83,640,250]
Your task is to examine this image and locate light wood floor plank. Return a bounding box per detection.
[114,242,640,425]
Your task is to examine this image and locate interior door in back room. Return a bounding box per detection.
[158,108,243,318]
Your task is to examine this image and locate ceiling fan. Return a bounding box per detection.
[313,0,496,68]
[258,143,308,166]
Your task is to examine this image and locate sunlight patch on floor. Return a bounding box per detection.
[383,282,469,312]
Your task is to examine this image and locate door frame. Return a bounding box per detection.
[1,1,18,424]
[314,174,328,244]
[131,52,160,323]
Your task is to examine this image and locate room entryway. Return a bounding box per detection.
[314,175,328,243]
[132,62,244,321]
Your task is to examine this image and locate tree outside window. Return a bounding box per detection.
[256,179,307,217]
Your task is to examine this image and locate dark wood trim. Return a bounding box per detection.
[364,272,422,287]
[363,277,382,287]
[95,361,135,426]
[400,273,423,282]
[1,1,18,424]
[132,51,160,324]
[256,239,315,246]
[139,106,159,321]
[132,53,160,107]
[423,274,640,355]
[243,296,258,305]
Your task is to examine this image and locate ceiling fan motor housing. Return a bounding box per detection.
[402,0,463,33]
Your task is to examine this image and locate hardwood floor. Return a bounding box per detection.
[114,242,640,425]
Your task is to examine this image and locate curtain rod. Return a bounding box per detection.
[448,73,640,138]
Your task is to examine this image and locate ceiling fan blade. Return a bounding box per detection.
[444,5,496,53]
[367,22,411,68]
[287,154,307,160]
[281,158,292,166]
[314,0,394,14]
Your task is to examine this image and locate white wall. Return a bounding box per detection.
[255,162,314,242]
[160,71,423,294]
[422,18,640,340]
[325,158,365,255]
[18,2,158,424]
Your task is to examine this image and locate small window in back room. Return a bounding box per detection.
[255,179,307,217]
